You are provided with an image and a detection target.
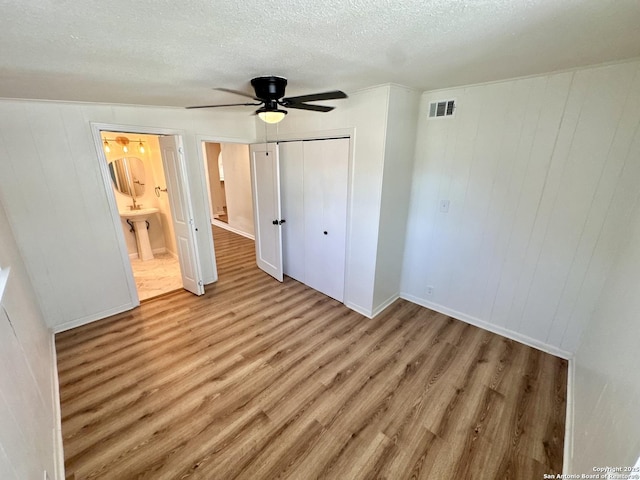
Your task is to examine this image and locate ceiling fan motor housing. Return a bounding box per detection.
[251,76,288,101]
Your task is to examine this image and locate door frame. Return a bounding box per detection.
[91,122,203,306]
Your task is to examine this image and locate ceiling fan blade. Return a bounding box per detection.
[285,103,335,113]
[213,87,258,99]
[282,90,347,104]
[186,102,262,109]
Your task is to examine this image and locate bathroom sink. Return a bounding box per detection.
[119,207,160,261]
[119,207,159,222]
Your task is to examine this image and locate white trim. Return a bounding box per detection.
[52,303,134,333]
[400,293,573,359]
[371,293,399,318]
[268,127,355,144]
[563,358,575,475]
[49,333,64,480]
[0,266,10,304]
[90,123,165,308]
[196,134,256,145]
[343,130,358,314]
[345,301,373,319]
[211,219,255,240]
[201,142,216,232]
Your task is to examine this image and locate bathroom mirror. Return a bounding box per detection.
[108,157,146,197]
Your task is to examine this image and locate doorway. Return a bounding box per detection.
[202,141,255,240]
[94,123,205,307]
[204,142,229,224]
[101,131,182,300]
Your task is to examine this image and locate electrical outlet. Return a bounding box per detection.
[426,286,434,297]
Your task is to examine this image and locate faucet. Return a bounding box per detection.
[129,197,142,210]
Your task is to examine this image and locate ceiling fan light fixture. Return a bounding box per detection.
[257,108,287,124]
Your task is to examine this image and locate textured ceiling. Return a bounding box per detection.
[1,0,639,107]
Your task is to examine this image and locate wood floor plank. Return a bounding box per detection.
[57,225,567,479]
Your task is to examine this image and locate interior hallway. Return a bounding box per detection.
[55,226,567,479]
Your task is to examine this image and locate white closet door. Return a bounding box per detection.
[303,138,349,301]
[280,141,305,283]
[249,143,283,281]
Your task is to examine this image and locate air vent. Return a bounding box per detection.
[428,99,456,118]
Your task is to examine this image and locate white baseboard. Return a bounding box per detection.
[212,219,255,240]
[371,293,399,318]
[49,333,65,480]
[400,293,572,359]
[344,301,373,318]
[563,358,575,474]
[52,302,136,333]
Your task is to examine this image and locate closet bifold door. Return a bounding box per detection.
[280,138,349,302]
[280,141,305,283]
[303,138,349,302]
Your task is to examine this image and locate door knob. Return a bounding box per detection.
[272,220,278,225]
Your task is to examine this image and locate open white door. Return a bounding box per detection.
[249,143,283,281]
[159,135,205,295]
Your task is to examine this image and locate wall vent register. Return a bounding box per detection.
[429,99,456,118]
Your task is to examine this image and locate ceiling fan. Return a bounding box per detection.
[187,76,348,124]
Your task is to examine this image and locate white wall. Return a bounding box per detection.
[372,85,420,314]
[570,204,640,473]
[204,142,226,218]
[401,59,640,357]
[220,143,254,237]
[569,71,640,473]
[0,100,254,330]
[0,200,61,479]
[265,85,391,316]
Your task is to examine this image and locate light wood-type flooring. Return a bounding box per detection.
[56,226,567,479]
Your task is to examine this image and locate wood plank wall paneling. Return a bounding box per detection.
[0,100,254,330]
[56,226,567,480]
[0,200,59,479]
[401,60,640,355]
